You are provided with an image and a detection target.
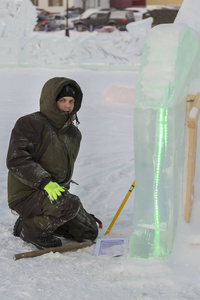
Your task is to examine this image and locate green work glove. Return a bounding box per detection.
[44,181,65,203]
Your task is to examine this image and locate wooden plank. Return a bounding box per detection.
[184,93,200,222]
[13,241,93,260]
[188,93,200,128]
[184,126,197,222]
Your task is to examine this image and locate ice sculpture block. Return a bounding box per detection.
[130,23,200,258]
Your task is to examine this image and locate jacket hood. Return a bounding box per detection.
[40,77,83,129]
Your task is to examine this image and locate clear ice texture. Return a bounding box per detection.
[130,22,200,258]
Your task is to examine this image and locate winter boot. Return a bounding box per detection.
[20,229,62,250]
[13,216,23,237]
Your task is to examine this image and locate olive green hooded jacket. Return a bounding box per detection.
[7,77,83,208]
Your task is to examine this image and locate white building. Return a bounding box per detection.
[31,0,110,13]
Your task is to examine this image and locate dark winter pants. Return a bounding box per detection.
[12,190,98,242]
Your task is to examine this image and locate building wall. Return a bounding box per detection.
[32,0,183,13]
[110,0,133,8]
[109,0,182,8]
[132,0,146,5]
[111,0,146,7]
[33,0,74,13]
[74,0,110,9]
[33,0,110,12]
[146,0,183,5]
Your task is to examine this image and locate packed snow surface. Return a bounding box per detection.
[1,0,200,299]
[1,68,200,300]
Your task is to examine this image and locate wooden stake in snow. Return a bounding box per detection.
[184,93,200,222]
[13,241,93,260]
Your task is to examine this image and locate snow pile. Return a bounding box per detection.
[126,17,153,56]
[0,10,153,68]
[0,0,37,37]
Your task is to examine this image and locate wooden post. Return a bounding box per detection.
[184,93,200,222]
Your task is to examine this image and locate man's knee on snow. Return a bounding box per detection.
[42,191,81,221]
[62,206,98,242]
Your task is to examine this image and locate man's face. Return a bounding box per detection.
[57,97,75,114]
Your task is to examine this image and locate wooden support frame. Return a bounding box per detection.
[184,93,200,222]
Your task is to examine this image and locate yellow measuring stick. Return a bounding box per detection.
[104,180,135,235]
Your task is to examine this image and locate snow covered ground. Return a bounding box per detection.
[1,0,200,298]
[1,67,200,300]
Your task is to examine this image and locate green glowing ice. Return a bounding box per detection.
[130,23,200,259]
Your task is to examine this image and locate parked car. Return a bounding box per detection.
[109,10,135,30]
[48,12,81,30]
[126,5,179,23]
[73,9,135,32]
[48,14,73,30]
[126,7,148,22]
[64,11,82,29]
[34,13,75,31]
[142,7,179,27]
[36,8,58,16]
[34,15,59,31]
[67,8,83,18]
[73,10,109,32]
